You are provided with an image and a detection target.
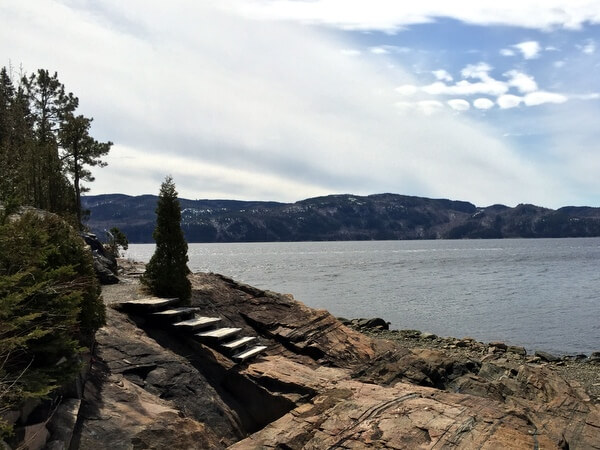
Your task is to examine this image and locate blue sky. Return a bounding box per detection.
[1,1,599,208]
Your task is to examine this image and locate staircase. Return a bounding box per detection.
[120,297,267,363]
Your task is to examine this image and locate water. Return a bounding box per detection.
[125,238,600,355]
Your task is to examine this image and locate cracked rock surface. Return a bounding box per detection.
[77,266,599,449]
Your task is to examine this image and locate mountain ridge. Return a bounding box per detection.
[82,193,600,243]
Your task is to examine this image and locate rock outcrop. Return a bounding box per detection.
[74,271,599,449]
[81,232,119,284]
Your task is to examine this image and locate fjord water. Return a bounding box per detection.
[126,238,600,355]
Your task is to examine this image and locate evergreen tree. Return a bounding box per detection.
[23,69,78,214]
[0,210,105,437]
[0,68,32,207]
[0,66,110,223]
[106,226,129,258]
[59,114,112,228]
[141,176,191,302]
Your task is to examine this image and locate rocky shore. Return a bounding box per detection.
[344,321,600,404]
[71,260,599,449]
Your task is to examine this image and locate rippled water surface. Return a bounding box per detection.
[125,239,600,355]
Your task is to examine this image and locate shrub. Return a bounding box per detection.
[0,210,105,435]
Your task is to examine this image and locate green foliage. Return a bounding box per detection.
[59,114,112,228]
[0,65,110,227]
[141,176,191,302]
[0,211,105,433]
[106,226,129,258]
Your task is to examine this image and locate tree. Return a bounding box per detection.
[0,65,111,224]
[106,226,129,258]
[23,69,78,214]
[59,114,112,228]
[0,210,105,437]
[141,176,191,302]
[0,67,33,208]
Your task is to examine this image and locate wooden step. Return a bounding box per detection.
[221,336,256,352]
[173,316,221,330]
[119,297,179,312]
[151,307,197,318]
[233,345,267,362]
[196,327,241,341]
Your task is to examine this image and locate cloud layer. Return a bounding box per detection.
[0,0,598,208]
[219,0,600,32]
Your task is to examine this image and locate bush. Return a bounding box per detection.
[0,210,105,435]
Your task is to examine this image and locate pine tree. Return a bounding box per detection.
[0,66,111,223]
[23,69,78,214]
[59,114,112,228]
[141,176,191,302]
[0,68,32,207]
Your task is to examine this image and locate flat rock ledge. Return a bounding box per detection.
[75,269,599,449]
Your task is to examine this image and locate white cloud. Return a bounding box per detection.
[497,94,523,109]
[369,45,411,54]
[461,62,493,79]
[553,60,566,68]
[473,98,495,110]
[496,91,567,108]
[422,80,508,96]
[370,46,389,54]
[422,64,508,97]
[572,93,600,100]
[447,99,470,111]
[580,39,596,54]
[417,100,445,115]
[513,40,541,59]
[524,91,568,106]
[500,48,515,56]
[395,84,418,96]
[0,0,587,209]
[218,1,600,32]
[341,48,361,56]
[504,70,538,93]
[432,69,453,82]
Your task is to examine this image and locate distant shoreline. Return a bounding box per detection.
[83,193,600,243]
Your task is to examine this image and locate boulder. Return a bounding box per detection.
[354,317,390,330]
[489,341,507,350]
[535,350,559,362]
[46,398,81,449]
[506,345,527,356]
[92,251,119,284]
[420,332,437,340]
[81,232,119,285]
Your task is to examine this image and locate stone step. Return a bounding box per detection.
[233,345,267,362]
[196,327,241,341]
[173,316,221,330]
[221,336,256,352]
[151,307,198,319]
[119,297,179,312]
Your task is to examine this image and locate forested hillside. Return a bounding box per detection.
[83,193,600,242]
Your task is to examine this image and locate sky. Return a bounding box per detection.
[1,1,599,208]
